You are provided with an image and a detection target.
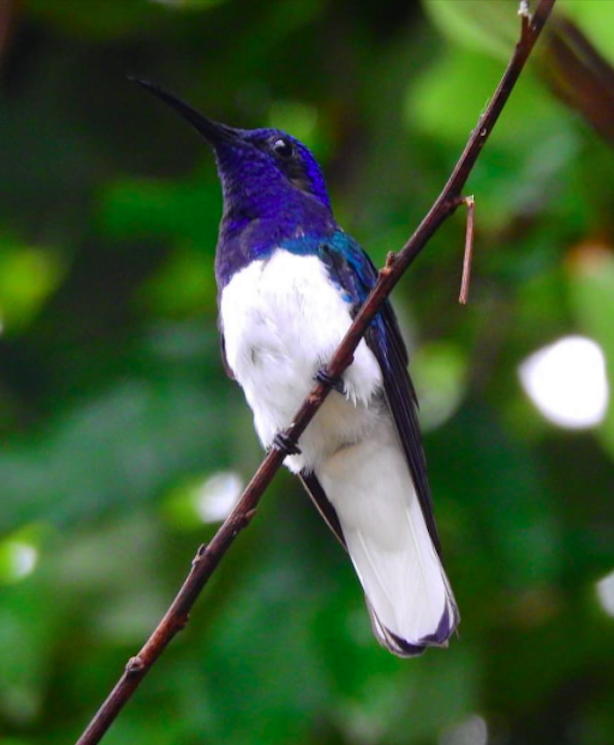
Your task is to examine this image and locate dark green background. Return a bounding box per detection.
[1,1,614,743]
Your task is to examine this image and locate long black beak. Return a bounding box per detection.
[130,77,238,146]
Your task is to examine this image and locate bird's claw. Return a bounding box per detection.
[315,367,345,395]
[272,431,301,456]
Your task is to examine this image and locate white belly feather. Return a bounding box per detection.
[220,249,383,473]
[220,248,457,653]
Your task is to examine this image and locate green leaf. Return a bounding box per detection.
[412,340,469,431]
[0,241,63,333]
[0,580,60,726]
[422,0,518,60]
[559,0,614,67]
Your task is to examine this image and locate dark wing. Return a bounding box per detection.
[318,231,442,557]
[299,471,347,549]
[366,296,442,556]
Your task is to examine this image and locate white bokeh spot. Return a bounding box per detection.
[596,569,614,619]
[6,542,39,581]
[440,715,488,745]
[518,335,609,429]
[195,471,244,524]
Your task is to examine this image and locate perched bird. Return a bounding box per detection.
[134,79,459,656]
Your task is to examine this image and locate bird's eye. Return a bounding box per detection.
[272,137,294,158]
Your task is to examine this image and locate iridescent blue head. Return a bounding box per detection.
[133,79,337,287]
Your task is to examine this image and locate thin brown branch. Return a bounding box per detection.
[459,196,476,305]
[75,2,557,743]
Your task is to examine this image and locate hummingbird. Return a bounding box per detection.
[134,79,459,656]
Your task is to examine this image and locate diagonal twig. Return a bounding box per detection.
[75,2,557,743]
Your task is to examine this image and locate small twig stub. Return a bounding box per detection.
[459,196,476,305]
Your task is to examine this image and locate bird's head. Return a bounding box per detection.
[132,79,334,235]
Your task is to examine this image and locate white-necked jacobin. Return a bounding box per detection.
[135,79,459,657]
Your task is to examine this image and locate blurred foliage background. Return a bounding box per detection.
[1,0,614,743]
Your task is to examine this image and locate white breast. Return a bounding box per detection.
[219,249,383,472]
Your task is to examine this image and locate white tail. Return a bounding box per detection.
[316,420,458,656]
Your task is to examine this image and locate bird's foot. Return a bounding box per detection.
[315,367,345,395]
[272,431,302,457]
